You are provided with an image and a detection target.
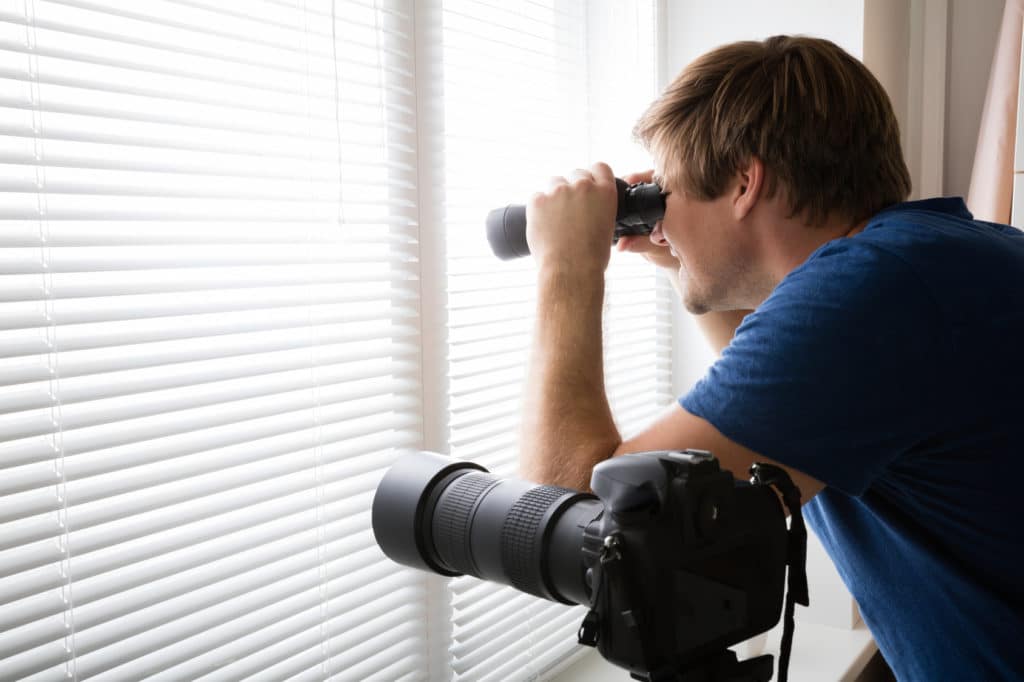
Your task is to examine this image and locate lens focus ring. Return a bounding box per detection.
[432,472,496,576]
[501,485,575,598]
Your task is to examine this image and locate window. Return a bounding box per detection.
[0,1,667,680]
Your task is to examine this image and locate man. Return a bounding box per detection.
[519,36,1024,680]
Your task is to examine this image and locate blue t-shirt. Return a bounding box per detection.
[681,198,1024,681]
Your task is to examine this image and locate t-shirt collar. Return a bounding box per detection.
[873,197,973,220]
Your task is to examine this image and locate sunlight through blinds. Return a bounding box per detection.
[437,1,671,680]
[0,0,426,679]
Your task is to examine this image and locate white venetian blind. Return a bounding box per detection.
[437,1,671,680]
[0,0,427,680]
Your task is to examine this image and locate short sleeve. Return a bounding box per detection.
[681,240,947,496]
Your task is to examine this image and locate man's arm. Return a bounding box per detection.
[518,262,620,487]
[613,403,825,502]
[518,163,824,502]
[517,164,620,486]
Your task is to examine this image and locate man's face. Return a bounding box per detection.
[652,168,761,314]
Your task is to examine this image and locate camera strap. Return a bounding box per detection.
[578,533,662,674]
[750,463,810,682]
[577,534,624,647]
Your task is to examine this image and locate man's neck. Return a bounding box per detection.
[760,210,868,291]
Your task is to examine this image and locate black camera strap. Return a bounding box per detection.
[577,552,608,649]
[577,534,625,648]
[578,533,664,676]
[750,463,810,682]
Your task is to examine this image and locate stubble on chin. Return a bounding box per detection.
[677,270,711,315]
[683,294,711,316]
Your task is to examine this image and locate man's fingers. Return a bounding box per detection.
[617,234,655,253]
[547,176,568,191]
[562,163,617,188]
[622,169,655,185]
[591,162,615,184]
[555,164,646,188]
[617,234,679,270]
[568,168,594,186]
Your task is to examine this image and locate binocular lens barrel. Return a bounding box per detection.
[486,179,665,260]
[371,452,602,605]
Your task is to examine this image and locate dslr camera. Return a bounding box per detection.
[372,450,808,682]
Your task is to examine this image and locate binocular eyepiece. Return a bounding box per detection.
[485,178,665,260]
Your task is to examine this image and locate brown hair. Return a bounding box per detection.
[633,35,911,225]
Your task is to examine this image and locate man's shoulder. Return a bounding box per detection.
[758,233,936,330]
[857,197,1024,265]
[768,201,1024,327]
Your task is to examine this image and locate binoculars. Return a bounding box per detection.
[485,178,665,260]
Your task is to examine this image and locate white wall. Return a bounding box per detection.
[664,0,865,70]
[944,0,1004,198]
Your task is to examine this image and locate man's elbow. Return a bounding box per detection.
[520,437,622,491]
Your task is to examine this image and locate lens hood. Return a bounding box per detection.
[371,451,486,576]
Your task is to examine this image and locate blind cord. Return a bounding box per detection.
[26,0,79,677]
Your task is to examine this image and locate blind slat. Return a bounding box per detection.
[142,589,411,681]
[0,288,416,333]
[0,405,417,530]
[0,346,411,418]
[0,7,413,80]
[0,366,413,445]
[200,608,423,682]
[0,475,382,608]
[3,517,382,650]
[17,578,424,680]
[0,383,418,472]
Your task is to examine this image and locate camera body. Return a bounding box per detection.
[580,450,788,679]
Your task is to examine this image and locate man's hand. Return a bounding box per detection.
[526,162,618,275]
[614,169,681,272]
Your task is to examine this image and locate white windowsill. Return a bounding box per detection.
[550,619,877,682]
[757,617,878,682]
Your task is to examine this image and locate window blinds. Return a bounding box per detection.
[0,0,427,680]
[0,0,667,680]
[438,2,669,680]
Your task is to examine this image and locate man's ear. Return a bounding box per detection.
[733,157,765,220]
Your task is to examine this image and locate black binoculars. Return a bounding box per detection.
[485,178,665,260]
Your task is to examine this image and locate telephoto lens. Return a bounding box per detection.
[371,451,601,605]
[485,178,665,260]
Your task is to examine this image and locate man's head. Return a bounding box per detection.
[633,35,911,313]
[634,35,910,225]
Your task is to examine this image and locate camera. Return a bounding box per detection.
[372,450,808,681]
[485,178,666,259]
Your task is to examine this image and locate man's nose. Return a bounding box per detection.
[650,221,668,246]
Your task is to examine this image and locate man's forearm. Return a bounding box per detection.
[519,266,621,490]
